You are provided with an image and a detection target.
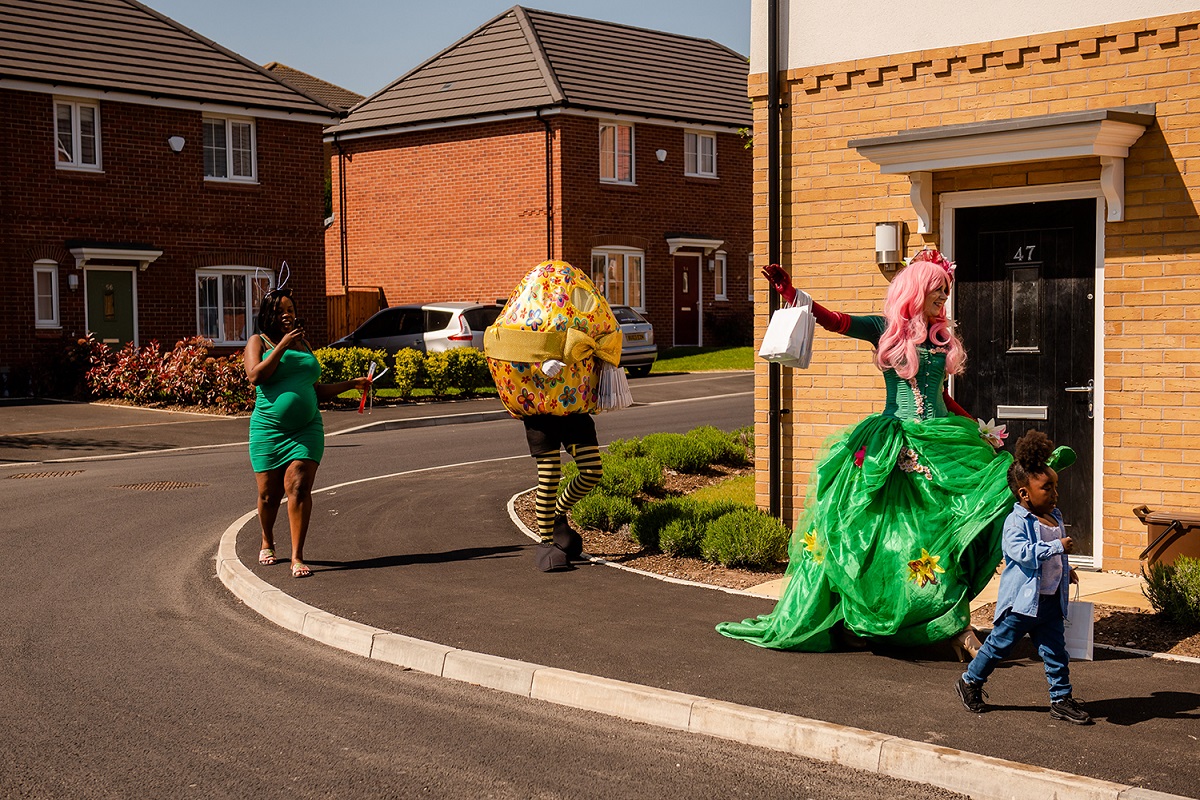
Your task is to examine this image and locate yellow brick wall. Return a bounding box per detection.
[751,12,1200,573]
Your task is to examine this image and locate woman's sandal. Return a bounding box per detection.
[291,561,312,579]
[951,627,984,662]
[258,548,278,566]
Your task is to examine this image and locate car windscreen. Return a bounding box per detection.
[356,308,422,338]
[463,306,501,332]
[610,307,646,325]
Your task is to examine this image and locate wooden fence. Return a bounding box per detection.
[326,287,387,341]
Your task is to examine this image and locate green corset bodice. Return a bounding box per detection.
[844,314,950,421]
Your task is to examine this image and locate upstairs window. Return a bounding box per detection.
[197,268,272,344]
[599,121,634,184]
[684,131,716,178]
[203,117,256,181]
[55,99,101,170]
[34,260,60,328]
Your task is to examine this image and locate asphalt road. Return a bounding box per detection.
[1,373,969,799]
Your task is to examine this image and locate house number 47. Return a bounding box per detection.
[1012,245,1037,261]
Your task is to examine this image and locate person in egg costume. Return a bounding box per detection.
[485,260,632,572]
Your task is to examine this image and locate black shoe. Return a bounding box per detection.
[1049,695,1092,725]
[552,514,584,560]
[534,541,573,572]
[955,676,988,713]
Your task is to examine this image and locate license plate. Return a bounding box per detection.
[625,332,644,341]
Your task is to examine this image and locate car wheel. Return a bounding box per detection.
[626,364,652,378]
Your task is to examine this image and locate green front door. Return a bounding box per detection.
[86,269,135,347]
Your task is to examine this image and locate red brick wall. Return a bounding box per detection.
[326,113,753,346]
[0,88,329,386]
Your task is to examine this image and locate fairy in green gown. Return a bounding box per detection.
[718,251,1017,652]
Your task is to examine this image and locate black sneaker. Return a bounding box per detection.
[955,676,988,713]
[553,514,584,560]
[1049,695,1092,725]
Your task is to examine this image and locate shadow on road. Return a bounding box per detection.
[306,544,525,572]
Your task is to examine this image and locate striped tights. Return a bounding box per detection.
[533,444,602,541]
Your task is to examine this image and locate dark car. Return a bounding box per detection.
[328,302,501,354]
[611,305,657,378]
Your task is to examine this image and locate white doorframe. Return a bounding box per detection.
[941,181,1105,569]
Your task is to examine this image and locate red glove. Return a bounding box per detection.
[811,301,850,334]
[943,390,973,419]
[761,264,797,306]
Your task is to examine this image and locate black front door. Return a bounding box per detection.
[954,199,1096,557]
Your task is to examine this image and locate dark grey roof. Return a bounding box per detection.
[0,0,339,117]
[265,62,364,113]
[329,5,749,136]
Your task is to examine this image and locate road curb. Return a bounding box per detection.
[215,514,1192,800]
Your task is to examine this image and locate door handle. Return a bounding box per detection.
[1064,379,1094,419]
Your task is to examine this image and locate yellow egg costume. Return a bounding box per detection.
[485,261,624,417]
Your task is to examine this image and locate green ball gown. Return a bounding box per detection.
[717,315,1015,651]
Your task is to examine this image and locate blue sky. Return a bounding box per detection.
[147,0,752,98]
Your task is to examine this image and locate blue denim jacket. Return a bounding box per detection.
[992,503,1070,621]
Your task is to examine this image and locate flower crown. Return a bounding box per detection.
[904,247,956,280]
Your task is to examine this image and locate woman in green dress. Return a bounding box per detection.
[245,288,369,578]
[718,250,1015,655]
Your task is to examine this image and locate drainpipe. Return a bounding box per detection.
[334,133,351,336]
[537,108,555,260]
[767,0,784,519]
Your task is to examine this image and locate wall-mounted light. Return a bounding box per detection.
[167,136,186,153]
[68,273,79,291]
[875,221,905,279]
[655,149,667,162]
[707,258,715,272]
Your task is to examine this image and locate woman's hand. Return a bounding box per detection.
[1069,567,1080,585]
[349,376,372,392]
[278,327,306,350]
[761,264,797,305]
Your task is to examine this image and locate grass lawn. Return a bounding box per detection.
[652,346,754,373]
[688,474,755,505]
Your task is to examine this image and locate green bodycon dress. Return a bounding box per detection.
[248,336,324,473]
[717,315,1015,651]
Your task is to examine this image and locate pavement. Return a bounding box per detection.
[4,391,1198,800]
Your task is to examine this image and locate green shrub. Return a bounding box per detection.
[701,509,789,568]
[445,347,493,396]
[660,517,706,558]
[424,350,454,398]
[598,455,664,496]
[606,437,646,459]
[629,497,693,550]
[687,425,749,466]
[1143,556,1200,628]
[732,425,755,460]
[393,348,424,399]
[570,493,637,532]
[314,346,389,385]
[639,432,711,473]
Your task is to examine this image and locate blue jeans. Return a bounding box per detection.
[963,593,1072,701]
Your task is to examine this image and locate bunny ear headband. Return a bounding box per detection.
[905,247,956,280]
[254,261,291,294]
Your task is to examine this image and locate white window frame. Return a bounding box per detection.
[203,116,257,182]
[599,121,635,184]
[196,267,273,345]
[684,130,717,178]
[712,252,728,300]
[54,98,101,171]
[590,247,645,311]
[33,260,61,328]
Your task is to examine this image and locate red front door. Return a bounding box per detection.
[673,254,700,346]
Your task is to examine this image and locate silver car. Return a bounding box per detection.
[328,302,501,354]
[611,305,657,378]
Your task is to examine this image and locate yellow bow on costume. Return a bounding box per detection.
[484,326,622,366]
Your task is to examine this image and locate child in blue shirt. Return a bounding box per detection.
[955,429,1092,725]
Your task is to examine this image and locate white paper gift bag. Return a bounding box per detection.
[758,291,815,369]
[1063,589,1094,661]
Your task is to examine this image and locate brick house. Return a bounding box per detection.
[0,0,341,394]
[326,6,753,348]
[750,1,1200,573]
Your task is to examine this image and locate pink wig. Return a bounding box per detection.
[874,250,966,379]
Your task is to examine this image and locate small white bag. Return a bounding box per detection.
[758,290,815,369]
[1063,586,1094,661]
